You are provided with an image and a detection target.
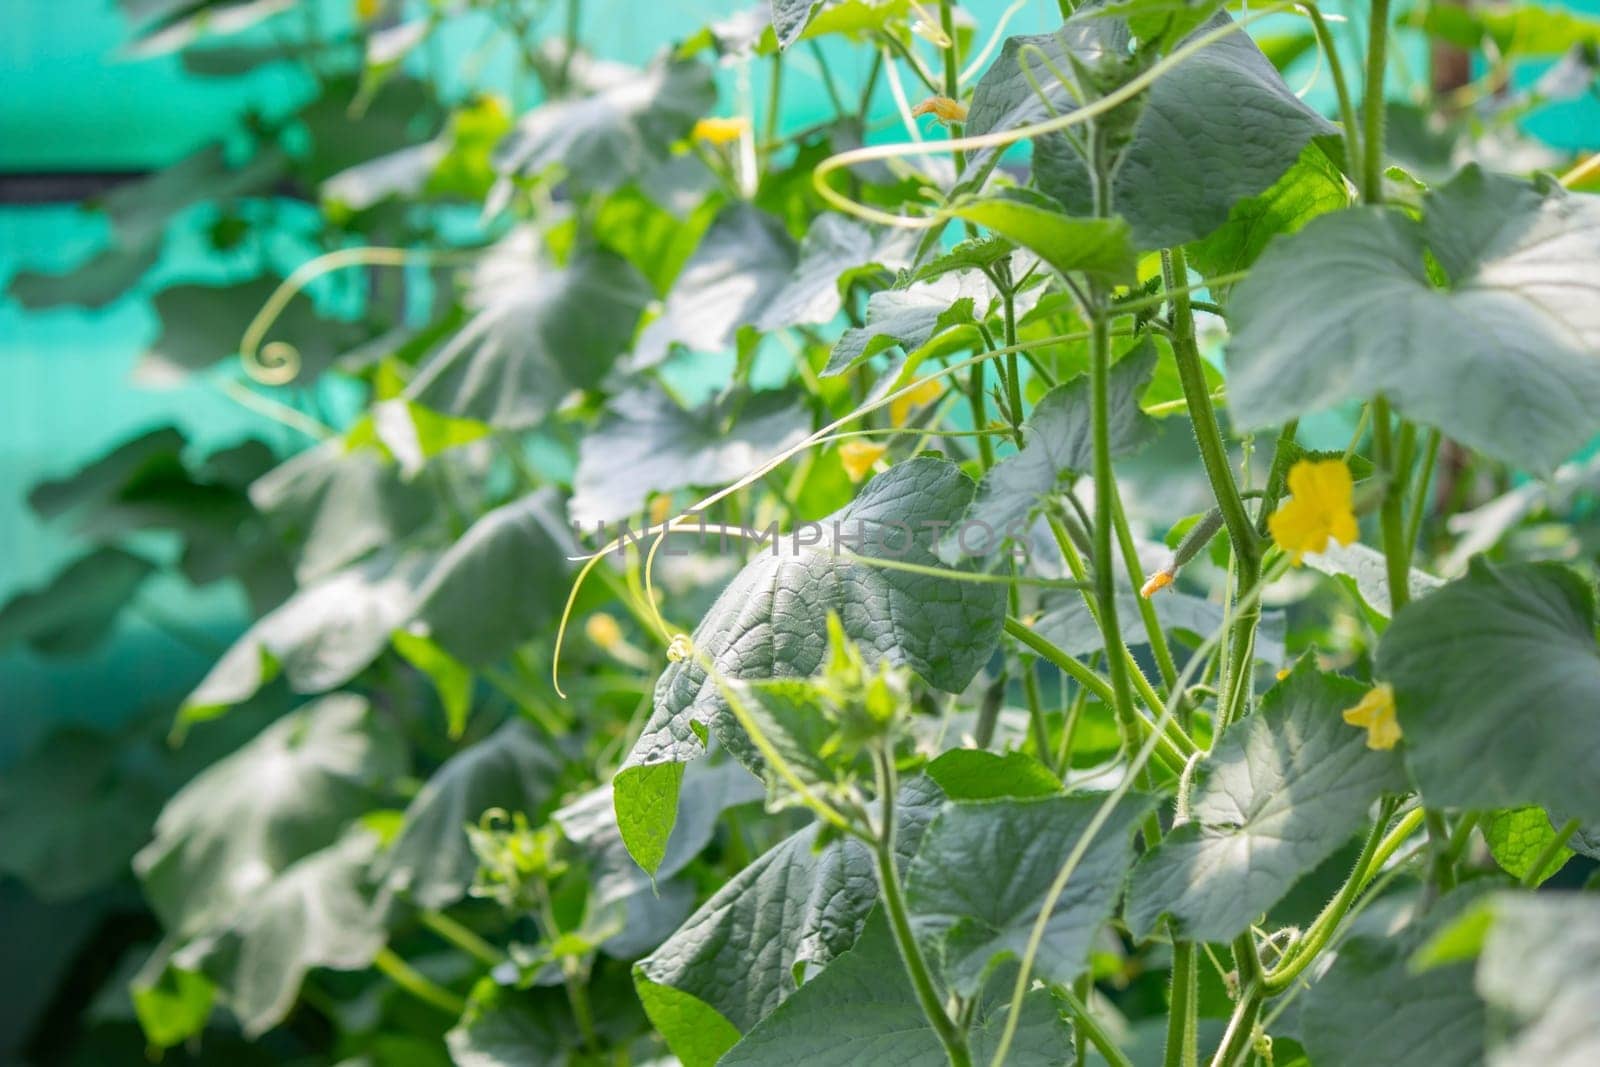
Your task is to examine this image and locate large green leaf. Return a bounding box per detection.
[946,191,1138,285]
[1301,890,1487,1067]
[613,459,1005,872]
[376,721,561,910]
[1126,661,1406,941]
[636,777,943,1057]
[136,694,404,939]
[756,214,916,330]
[409,489,574,666]
[446,979,574,1067]
[570,386,811,525]
[941,341,1158,560]
[1377,559,1600,821]
[824,272,983,376]
[1226,166,1600,475]
[493,55,714,192]
[718,911,1072,1066]
[175,828,387,1038]
[906,792,1152,995]
[1186,142,1351,301]
[965,14,1332,247]
[0,547,155,656]
[1471,893,1600,1066]
[631,203,799,368]
[251,438,433,584]
[182,553,431,719]
[408,235,652,430]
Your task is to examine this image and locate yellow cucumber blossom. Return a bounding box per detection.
[585,612,623,652]
[890,376,945,426]
[1268,458,1359,563]
[1342,683,1401,750]
[648,494,674,527]
[838,440,887,483]
[911,95,968,124]
[691,116,749,146]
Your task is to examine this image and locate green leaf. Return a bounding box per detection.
[925,750,1062,800]
[571,386,810,525]
[0,547,155,656]
[941,341,1158,560]
[1033,587,1287,664]
[906,792,1151,995]
[634,979,741,1067]
[390,630,474,738]
[7,144,284,310]
[181,553,430,719]
[1087,0,1226,52]
[446,979,576,1067]
[376,721,561,910]
[968,14,1332,247]
[1186,142,1351,301]
[1227,166,1600,475]
[613,459,1004,871]
[1406,2,1600,58]
[637,777,943,1048]
[1418,893,1600,1066]
[1126,660,1406,941]
[494,55,714,191]
[410,489,574,666]
[1377,559,1600,821]
[719,911,1071,1066]
[946,190,1138,285]
[907,234,1018,285]
[824,273,983,376]
[130,941,216,1051]
[175,828,388,1038]
[756,214,916,330]
[27,425,187,517]
[770,0,915,50]
[1484,807,1574,885]
[132,277,363,385]
[251,438,433,584]
[408,238,652,430]
[136,694,405,938]
[1301,890,1488,1067]
[1301,541,1445,620]
[632,203,799,368]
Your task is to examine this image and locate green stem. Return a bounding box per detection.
[1362,0,1393,202]
[1264,802,1416,991]
[1000,287,1026,448]
[1112,490,1179,691]
[1059,982,1134,1067]
[764,53,785,155]
[1254,420,1300,536]
[1022,657,1052,762]
[1372,397,1411,615]
[808,40,847,115]
[373,947,466,1017]
[1208,982,1263,1067]
[1424,809,1457,896]
[967,360,996,468]
[1303,2,1362,177]
[938,0,966,174]
[1163,247,1257,570]
[874,748,972,1067]
[1405,428,1441,552]
[1164,940,1199,1067]
[420,911,505,967]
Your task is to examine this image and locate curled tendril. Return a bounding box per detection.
[238,245,480,386]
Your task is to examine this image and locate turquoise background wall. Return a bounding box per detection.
[2,0,1597,762]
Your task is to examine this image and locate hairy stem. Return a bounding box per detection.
[1362,0,1393,202]
[1164,940,1198,1067]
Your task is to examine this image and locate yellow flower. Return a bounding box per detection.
[585,613,623,652]
[1342,683,1402,750]
[838,441,887,483]
[890,377,945,426]
[692,116,749,146]
[911,95,969,124]
[648,494,674,527]
[1267,458,1359,563]
[356,0,381,20]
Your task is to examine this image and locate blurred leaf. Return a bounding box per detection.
[756,214,916,330]
[1484,807,1573,885]
[1378,559,1600,821]
[570,386,811,526]
[377,721,562,910]
[0,547,156,656]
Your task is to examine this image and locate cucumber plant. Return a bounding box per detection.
[4,0,1600,1064]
